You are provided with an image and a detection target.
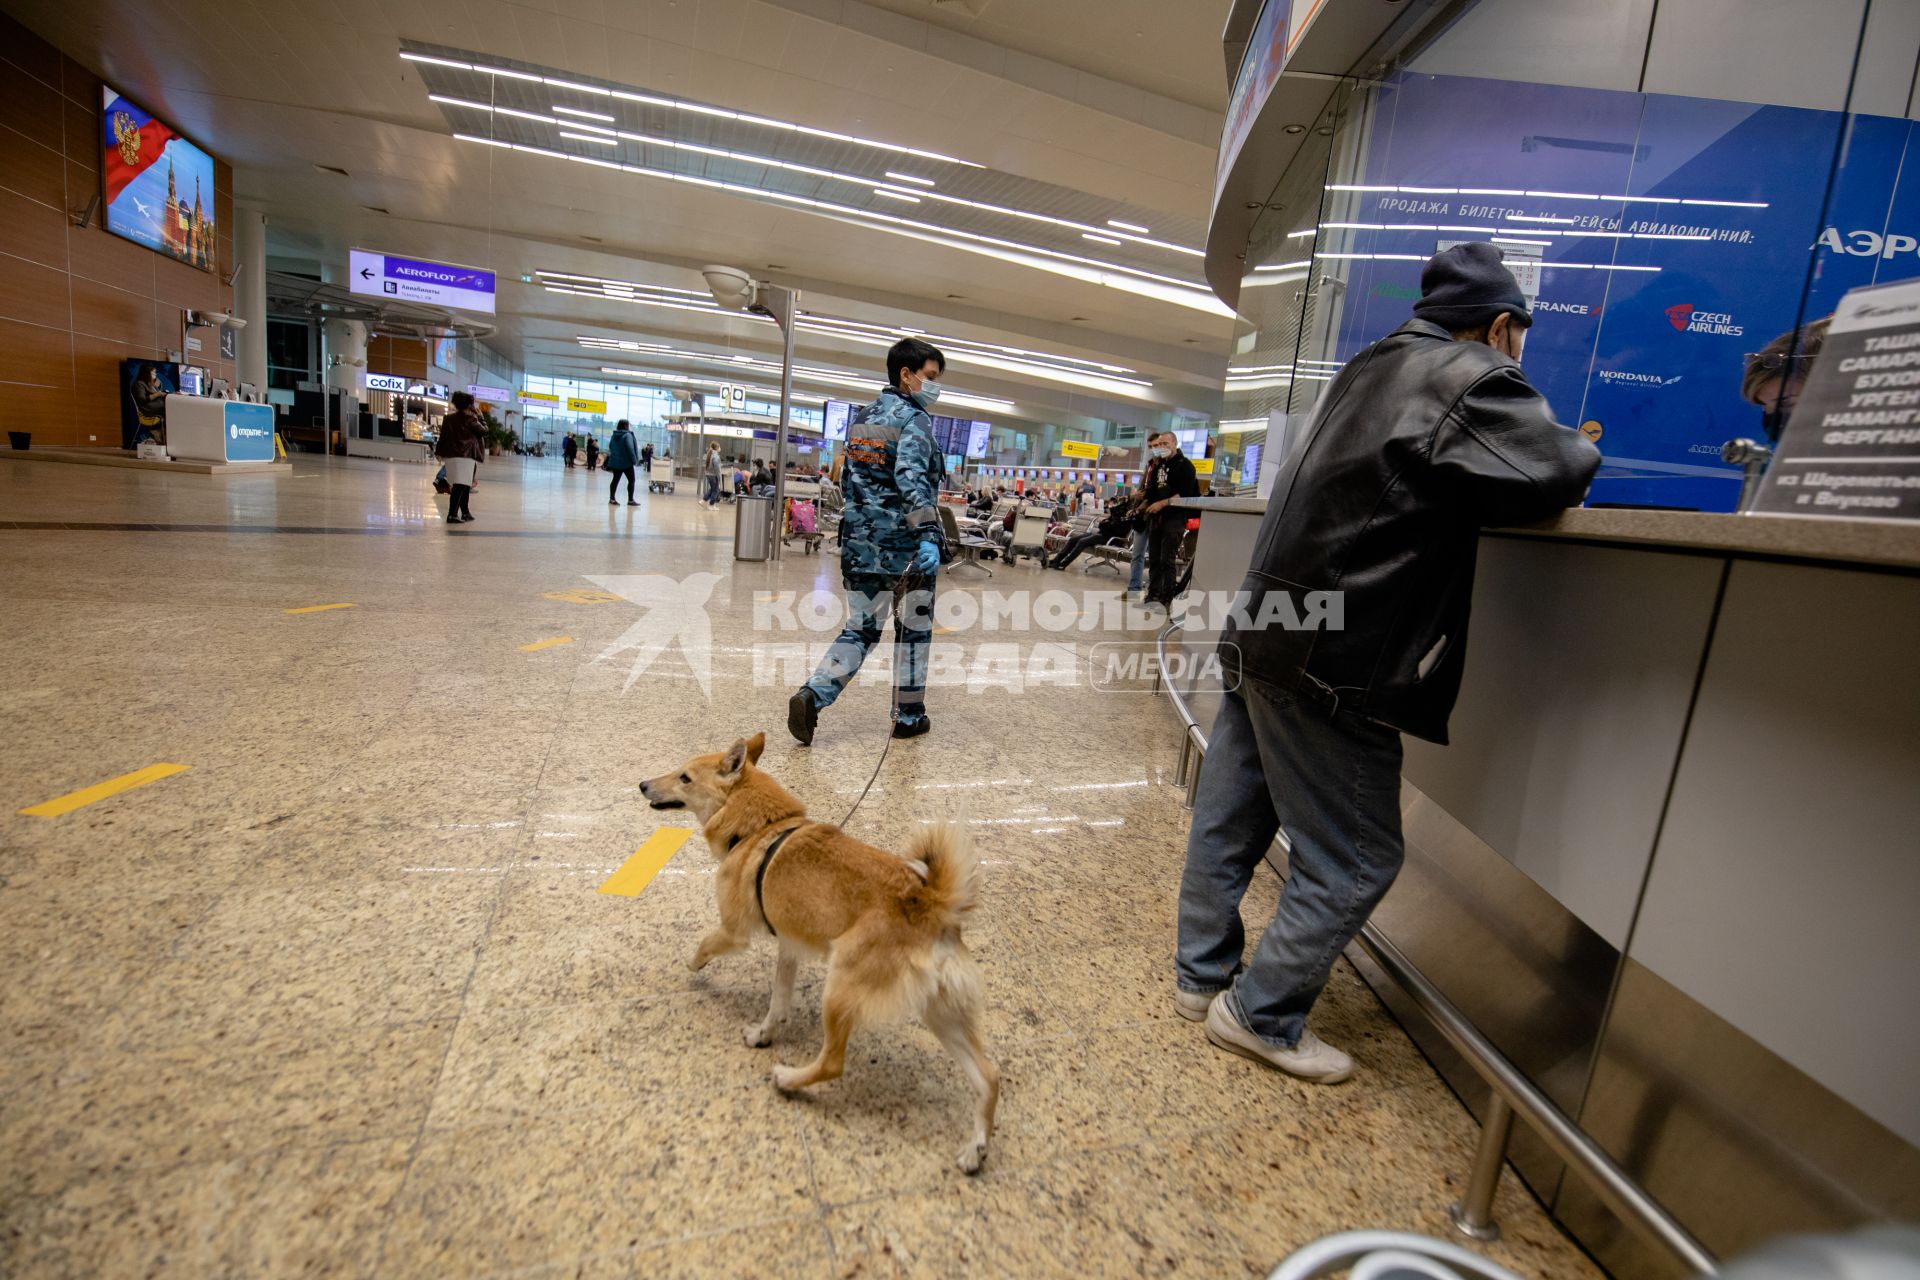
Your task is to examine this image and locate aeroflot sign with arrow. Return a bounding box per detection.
[348,249,496,314]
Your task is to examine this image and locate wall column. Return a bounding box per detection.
[233,208,269,394]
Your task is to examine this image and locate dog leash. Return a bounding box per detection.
[835,566,923,829]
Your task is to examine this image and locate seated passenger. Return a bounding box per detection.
[1048,500,1135,569]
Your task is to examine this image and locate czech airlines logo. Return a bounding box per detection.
[1663,302,1744,337]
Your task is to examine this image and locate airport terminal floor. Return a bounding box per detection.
[0,455,1602,1279]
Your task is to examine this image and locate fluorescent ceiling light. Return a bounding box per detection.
[425,49,980,167]
[454,134,1228,315]
[1083,233,1123,246]
[554,104,616,121]
[886,171,936,187]
[399,52,473,70]
[543,76,611,96]
[544,270,1158,389]
[435,93,1201,260]
[559,131,617,146]
[1253,259,1311,272]
[1108,220,1151,234]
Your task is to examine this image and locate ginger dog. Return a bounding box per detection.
[639,732,999,1173]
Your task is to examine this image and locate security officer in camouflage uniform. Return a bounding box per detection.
[789,338,946,744]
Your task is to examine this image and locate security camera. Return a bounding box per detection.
[701,265,757,311]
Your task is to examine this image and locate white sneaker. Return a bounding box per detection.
[1204,994,1353,1083]
[1174,988,1216,1022]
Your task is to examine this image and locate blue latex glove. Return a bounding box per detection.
[912,538,942,577]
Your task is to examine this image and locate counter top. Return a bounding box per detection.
[1171,495,1267,514]
[1496,507,1920,571]
[1172,494,1920,571]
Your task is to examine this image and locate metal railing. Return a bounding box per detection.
[1153,621,1717,1276]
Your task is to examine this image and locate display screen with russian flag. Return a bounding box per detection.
[101,87,216,272]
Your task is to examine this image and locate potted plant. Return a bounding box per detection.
[479,407,510,456]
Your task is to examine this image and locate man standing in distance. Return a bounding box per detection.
[789,338,946,744]
[1174,242,1601,1081]
[1141,430,1200,607]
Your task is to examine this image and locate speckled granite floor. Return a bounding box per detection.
[0,455,1605,1279]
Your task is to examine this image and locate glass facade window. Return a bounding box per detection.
[1224,0,1920,513]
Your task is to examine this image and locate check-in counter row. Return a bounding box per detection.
[1169,496,1920,1277]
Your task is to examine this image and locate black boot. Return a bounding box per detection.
[788,687,820,746]
[448,484,467,523]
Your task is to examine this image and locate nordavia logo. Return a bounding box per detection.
[1597,369,1685,388]
[1664,302,1744,337]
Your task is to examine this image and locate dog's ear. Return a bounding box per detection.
[745,732,766,764]
[720,737,750,779]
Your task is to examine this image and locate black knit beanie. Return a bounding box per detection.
[1412,242,1532,330]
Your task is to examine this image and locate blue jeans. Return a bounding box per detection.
[1176,678,1404,1047]
[704,474,721,503]
[803,571,935,722]
[1128,528,1148,591]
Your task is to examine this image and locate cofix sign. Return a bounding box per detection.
[349,249,497,314]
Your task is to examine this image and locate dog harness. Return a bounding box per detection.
[754,822,809,937]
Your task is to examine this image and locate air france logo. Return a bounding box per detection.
[1664,302,1744,337]
[1535,300,1599,317]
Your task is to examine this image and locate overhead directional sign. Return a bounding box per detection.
[467,384,513,403]
[349,249,496,314]
[1060,439,1100,459]
[568,397,607,414]
[721,384,748,412]
[519,391,559,404]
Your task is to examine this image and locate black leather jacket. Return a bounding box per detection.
[1221,319,1601,744]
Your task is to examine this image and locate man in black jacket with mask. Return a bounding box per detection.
[1173,242,1601,1082]
[1141,431,1199,606]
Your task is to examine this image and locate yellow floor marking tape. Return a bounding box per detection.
[20,763,192,818]
[542,589,620,605]
[597,828,692,897]
[285,603,357,615]
[518,636,575,653]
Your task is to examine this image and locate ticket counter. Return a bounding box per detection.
[1168,498,1920,1274]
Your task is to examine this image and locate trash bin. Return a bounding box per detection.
[734,494,773,561]
[7,431,27,450]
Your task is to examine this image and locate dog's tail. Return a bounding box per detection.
[904,820,979,932]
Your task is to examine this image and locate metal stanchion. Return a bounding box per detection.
[1449,1093,1515,1242]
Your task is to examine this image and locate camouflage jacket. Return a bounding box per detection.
[838,386,942,576]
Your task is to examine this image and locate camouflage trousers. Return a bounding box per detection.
[802,570,936,722]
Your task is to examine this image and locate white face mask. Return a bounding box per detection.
[1151,444,1173,459]
[912,377,943,405]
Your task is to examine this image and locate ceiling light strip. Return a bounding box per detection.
[436,94,1201,259]
[411,48,981,167]
[452,133,1223,311]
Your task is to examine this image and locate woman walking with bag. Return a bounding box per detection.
[605,419,640,505]
[436,391,486,524]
